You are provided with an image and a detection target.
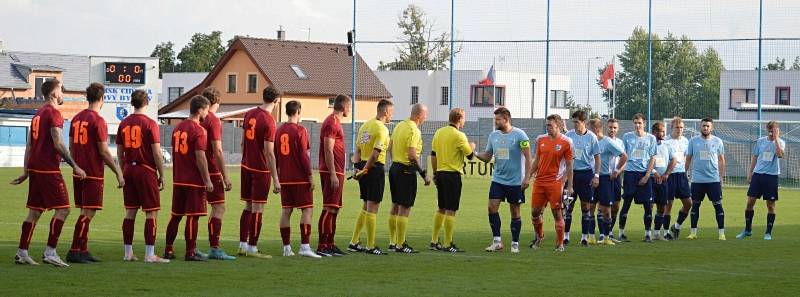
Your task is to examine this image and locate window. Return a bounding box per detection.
[776,87,790,105]
[167,87,183,102]
[0,126,28,146]
[471,85,505,106]
[34,76,55,99]
[248,74,258,93]
[411,86,419,104]
[440,86,449,105]
[328,97,335,108]
[290,65,308,79]
[729,89,756,108]
[227,74,237,93]
[550,90,568,108]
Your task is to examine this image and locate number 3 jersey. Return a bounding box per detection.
[116,114,161,171]
[172,119,208,187]
[241,107,276,172]
[274,122,312,184]
[70,109,108,179]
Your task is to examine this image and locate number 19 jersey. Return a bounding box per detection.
[115,114,160,171]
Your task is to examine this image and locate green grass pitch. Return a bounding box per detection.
[0,167,799,296]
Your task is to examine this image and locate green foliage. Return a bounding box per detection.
[176,31,226,72]
[378,4,457,71]
[150,42,176,78]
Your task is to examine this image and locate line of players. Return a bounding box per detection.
[11,79,787,266]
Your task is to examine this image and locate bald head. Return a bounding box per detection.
[410,103,428,124]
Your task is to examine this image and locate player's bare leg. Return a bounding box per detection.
[552,207,566,252]
[485,199,504,252]
[208,203,235,260]
[16,209,43,265]
[530,205,545,249]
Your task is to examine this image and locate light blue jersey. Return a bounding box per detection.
[665,136,689,173]
[622,131,658,172]
[486,127,530,185]
[753,136,786,175]
[653,140,674,176]
[565,129,600,172]
[598,136,625,175]
[687,135,725,183]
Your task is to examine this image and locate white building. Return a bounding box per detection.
[160,72,207,107]
[719,70,800,121]
[375,70,571,121]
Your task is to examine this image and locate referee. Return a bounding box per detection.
[388,103,430,253]
[430,108,476,253]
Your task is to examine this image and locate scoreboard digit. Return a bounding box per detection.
[105,62,146,84]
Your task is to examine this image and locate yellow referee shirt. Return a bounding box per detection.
[431,124,473,173]
[391,119,422,166]
[357,118,390,164]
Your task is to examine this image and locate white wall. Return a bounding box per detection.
[719,70,800,121]
[89,56,160,133]
[0,117,33,167]
[161,72,208,107]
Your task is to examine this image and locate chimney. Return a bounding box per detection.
[0,40,4,54]
[277,26,286,40]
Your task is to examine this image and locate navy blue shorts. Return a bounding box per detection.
[652,177,669,205]
[573,169,596,203]
[668,172,691,200]
[489,181,525,204]
[623,171,653,205]
[691,182,722,203]
[595,175,620,207]
[747,173,779,201]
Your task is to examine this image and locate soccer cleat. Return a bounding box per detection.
[237,247,248,256]
[42,254,70,267]
[185,253,208,262]
[442,243,465,253]
[554,245,565,252]
[598,234,606,242]
[347,242,366,253]
[563,238,571,246]
[642,235,652,243]
[14,255,39,265]
[718,234,726,241]
[245,250,273,259]
[83,252,101,262]
[602,238,616,246]
[687,233,698,240]
[664,232,674,241]
[608,234,622,243]
[329,245,347,256]
[587,236,597,245]
[144,255,170,263]
[660,234,670,242]
[736,230,752,239]
[123,254,139,262]
[619,234,630,242]
[485,240,504,252]
[208,248,236,260]
[163,250,176,260]
[764,233,773,240]
[387,244,397,251]
[510,242,520,253]
[194,249,209,259]
[395,243,419,254]
[653,233,661,241]
[299,249,323,258]
[315,249,333,257]
[669,226,681,240]
[529,237,543,249]
[66,251,90,264]
[429,242,443,251]
[580,239,588,246]
[365,247,388,255]
[283,246,295,257]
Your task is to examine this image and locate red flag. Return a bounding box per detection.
[600,64,615,90]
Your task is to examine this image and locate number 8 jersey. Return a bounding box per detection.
[274,122,312,184]
[116,113,160,171]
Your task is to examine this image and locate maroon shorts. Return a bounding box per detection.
[73,177,104,209]
[27,171,70,211]
[172,186,208,216]
[241,167,270,203]
[207,174,225,204]
[123,164,161,211]
[280,184,314,209]
[320,173,345,209]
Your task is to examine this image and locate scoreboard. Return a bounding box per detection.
[104,62,146,84]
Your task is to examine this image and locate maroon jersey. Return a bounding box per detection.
[202,111,222,174]
[172,119,208,187]
[116,114,160,171]
[318,113,345,175]
[274,122,312,184]
[241,107,276,172]
[69,109,108,179]
[29,104,64,173]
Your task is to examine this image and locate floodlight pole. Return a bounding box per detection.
[449,0,455,110]
[647,0,653,131]
[351,0,357,156]
[544,0,551,122]
[757,0,763,136]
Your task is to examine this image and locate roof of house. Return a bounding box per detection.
[0,51,90,91]
[159,37,391,114]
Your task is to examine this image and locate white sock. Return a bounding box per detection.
[239,241,247,249]
[300,244,311,251]
[674,223,681,229]
[581,234,587,241]
[124,244,133,255]
[17,249,28,257]
[283,245,292,250]
[565,232,571,239]
[718,229,725,235]
[618,229,624,237]
[44,246,56,257]
[493,236,502,242]
[691,228,698,234]
[145,245,154,257]
[645,230,652,237]
[248,245,258,253]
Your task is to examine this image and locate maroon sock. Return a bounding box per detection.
[70,215,88,252]
[280,227,291,246]
[144,218,157,246]
[208,217,222,248]
[185,216,198,255]
[300,223,311,245]
[329,211,339,245]
[81,217,92,252]
[248,212,262,246]
[317,210,328,250]
[19,221,35,250]
[122,218,135,245]
[46,217,65,248]
[239,210,251,243]
[165,215,182,247]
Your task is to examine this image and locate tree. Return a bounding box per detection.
[150,42,176,78]
[378,4,458,71]
[564,94,599,119]
[793,56,800,70]
[176,31,226,72]
[765,57,787,70]
[602,27,724,120]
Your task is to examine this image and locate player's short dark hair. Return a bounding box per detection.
[131,89,149,109]
[202,86,222,105]
[262,86,280,103]
[41,79,61,99]
[632,113,645,121]
[546,114,562,124]
[377,99,393,112]
[333,94,351,112]
[190,95,210,115]
[701,117,714,124]
[652,121,665,132]
[571,110,587,122]
[767,120,779,129]
[607,118,619,124]
[86,82,105,103]
[285,100,301,116]
[494,107,511,120]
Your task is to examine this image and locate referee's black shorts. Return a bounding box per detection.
[356,161,385,203]
[435,171,462,211]
[389,163,418,207]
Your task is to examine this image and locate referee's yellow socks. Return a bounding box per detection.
[396,216,409,245]
[350,210,367,245]
[444,215,456,247]
[388,215,398,246]
[432,212,445,243]
[365,212,377,249]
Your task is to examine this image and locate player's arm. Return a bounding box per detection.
[640,156,656,185]
[430,152,438,173]
[613,152,627,179]
[263,140,280,190]
[565,158,574,195]
[684,154,693,177]
[521,146,532,189]
[407,146,427,179]
[211,139,232,191]
[718,154,726,185]
[151,143,166,190]
[11,135,32,185]
[116,145,126,170]
[592,153,601,187]
[323,136,339,187]
[664,155,677,178]
[530,152,539,179]
[98,141,124,188]
[195,149,213,192]
[52,126,85,178]
[775,138,785,158]
[747,155,757,183]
